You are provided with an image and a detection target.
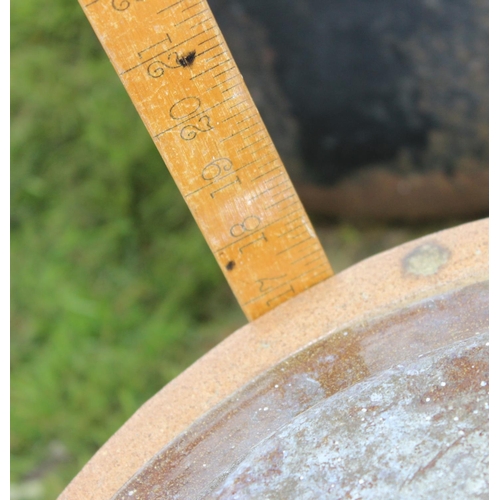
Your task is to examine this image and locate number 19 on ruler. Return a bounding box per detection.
[79,0,334,320]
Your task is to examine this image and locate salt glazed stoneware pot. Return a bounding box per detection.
[60,218,489,499]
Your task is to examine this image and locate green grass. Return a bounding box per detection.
[11,1,245,497]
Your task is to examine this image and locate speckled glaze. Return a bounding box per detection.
[60,219,488,500]
[113,283,488,499]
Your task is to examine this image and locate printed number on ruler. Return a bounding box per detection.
[79,0,333,320]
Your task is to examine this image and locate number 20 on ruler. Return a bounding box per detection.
[79,0,333,320]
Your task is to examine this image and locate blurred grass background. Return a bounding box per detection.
[10,1,463,499]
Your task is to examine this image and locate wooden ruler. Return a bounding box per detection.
[78,0,333,320]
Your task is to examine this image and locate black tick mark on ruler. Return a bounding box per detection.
[226,261,236,271]
[178,50,197,67]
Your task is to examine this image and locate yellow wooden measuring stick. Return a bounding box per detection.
[79,0,333,320]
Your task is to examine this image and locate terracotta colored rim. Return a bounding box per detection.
[59,218,488,500]
[112,281,488,498]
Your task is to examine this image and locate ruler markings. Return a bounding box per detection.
[222,122,260,144]
[267,185,294,201]
[208,74,240,91]
[278,225,303,238]
[256,164,283,178]
[277,200,301,213]
[144,27,217,65]
[262,187,293,206]
[290,265,331,284]
[277,194,300,212]
[237,153,274,173]
[195,31,220,48]
[190,59,232,80]
[260,161,283,174]
[78,0,334,320]
[220,104,252,122]
[238,233,267,254]
[196,43,224,57]
[281,224,303,235]
[242,266,337,305]
[210,176,241,198]
[292,247,320,262]
[233,155,268,173]
[251,163,281,181]
[154,95,234,138]
[283,215,305,226]
[279,216,304,230]
[184,153,279,198]
[246,141,272,156]
[182,1,203,11]
[198,34,218,45]
[221,82,243,94]
[266,193,296,210]
[190,18,212,29]
[295,238,320,253]
[280,224,302,235]
[240,128,266,143]
[266,287,295,307]
[294,261,330,278]
[281,214,304,226]
[197,43,223,56]
[186,154,280,199]
[158,0,186,14]
[122,28,215,75]
[212,66,235,78]
[215,208,303,253]
[250,175,283,201]
[175,8,209,26]
[303,253,324,266]
[228,99,248,110]
[248,178,290,203]
[248,184,278,202]
[229,113,259,129]
[234,113,259,126]
[247,271,337,305]
[304,258,327,270]
[185,170,236,198]
[238,135,268,153]
[251,167,284,182]
[277,236,314,256]
[248,190,270,203]
[289,228,309,240]
[138,35,172,58]
[243,281,294,306]
[266,179,289,193]
[220,119,258,142]
[233,154,274,175]
[205,52,229,64]
[307,268,333,281]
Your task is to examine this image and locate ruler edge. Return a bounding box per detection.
[77,0,334,320]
